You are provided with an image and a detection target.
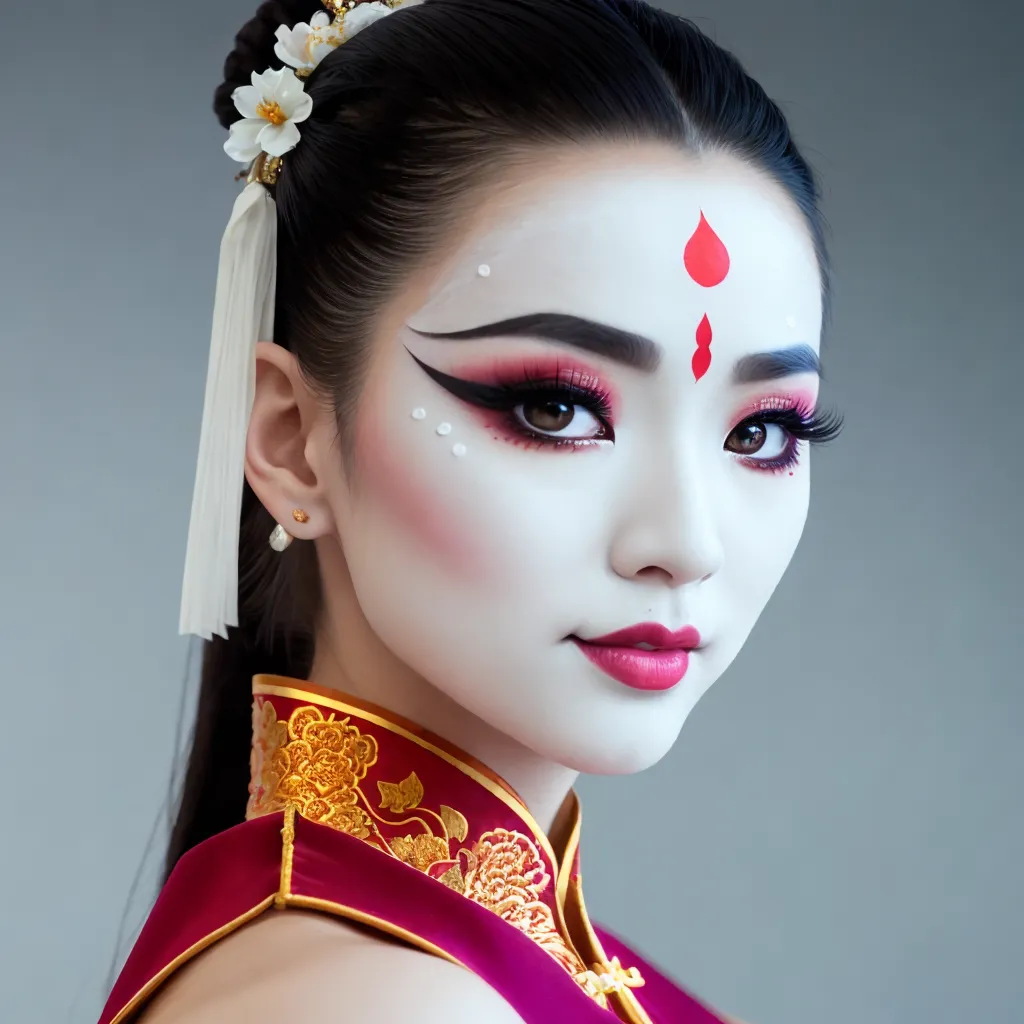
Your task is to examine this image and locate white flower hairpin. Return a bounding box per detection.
[223,1,417,172]
[223,68,314,164]
[274,10,345,75]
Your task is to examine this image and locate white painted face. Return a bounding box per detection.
[330,146,824,774]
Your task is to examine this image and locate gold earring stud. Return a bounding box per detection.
[292,508,310,523]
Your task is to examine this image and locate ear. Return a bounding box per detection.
[245,341,334,540]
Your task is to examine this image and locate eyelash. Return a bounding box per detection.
[729,405,844,474]
[408,351,615,449]
[407,351,843,466]
[470,376,616,449]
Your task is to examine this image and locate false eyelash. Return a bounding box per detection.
[747,404,845,445]
[407,351,615,429]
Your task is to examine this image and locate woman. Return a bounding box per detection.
[100,0,841,1020]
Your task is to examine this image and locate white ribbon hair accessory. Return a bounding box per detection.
[179,0,422,641]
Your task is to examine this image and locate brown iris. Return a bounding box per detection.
[726,421,767,454]
[521,400,575,433]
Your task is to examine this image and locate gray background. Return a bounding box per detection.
[1,0,1020,1021]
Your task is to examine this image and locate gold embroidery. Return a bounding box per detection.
[438,864,467,893]
[463,828,587,977]
[377,771,424,812]
[390,833,450,870]
[248,701,378,839]
[440,804,469,842]
[248,699,596,997]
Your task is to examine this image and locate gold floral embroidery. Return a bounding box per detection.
[390,833,451,870]
[378,771,424,813]
[440,804,469,843]
[248,700,378,838]
[438,864,467,892]
[461,829,587,976]
[248,700,592,993]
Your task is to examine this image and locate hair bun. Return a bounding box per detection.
[214,0,325,129]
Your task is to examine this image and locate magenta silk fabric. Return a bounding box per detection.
[101,680,730,1023]
[99,814,726,1023]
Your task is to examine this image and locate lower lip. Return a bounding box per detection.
[571,639,692,691]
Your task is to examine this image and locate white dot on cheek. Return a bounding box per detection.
[477,263,491,278]
[436,422,452,436]
[411,407,426,420]
[452,443,467,457]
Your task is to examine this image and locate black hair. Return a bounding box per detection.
[165,0,830,879]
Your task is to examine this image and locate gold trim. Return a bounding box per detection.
[253,680,562,873]
[572,882,655,1024]
[616,982,657,1024]
[282,894,466,968]
[555,793,582,925]
[276,803,296,909]
[106,890,468,1024]
[106,896,277,1024]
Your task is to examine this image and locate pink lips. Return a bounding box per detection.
[571,623,701,692]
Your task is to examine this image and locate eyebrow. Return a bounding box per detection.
[731,345,821,384]
[408,312,820,383]
[407,313,662,371]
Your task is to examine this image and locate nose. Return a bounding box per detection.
[608,459,724,587]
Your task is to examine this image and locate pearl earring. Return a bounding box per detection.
[269,524,293,552]
[269,509,309,552]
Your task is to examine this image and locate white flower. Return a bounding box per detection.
[274,11,344,74]
[223,68,314,163]
[273,2,424,75]
[342,1,399,37]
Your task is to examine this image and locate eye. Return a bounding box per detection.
[514,399,604,439]
[725,419,791,460]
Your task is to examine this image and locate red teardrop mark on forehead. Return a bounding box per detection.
[692,314,713,381]
[683,211,730,288]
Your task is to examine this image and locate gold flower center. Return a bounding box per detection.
[256,101,287,126]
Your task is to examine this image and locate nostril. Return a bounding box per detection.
[635,565,674,583]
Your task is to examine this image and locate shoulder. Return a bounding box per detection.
[137,908,524,1023]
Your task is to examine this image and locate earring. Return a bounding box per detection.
[269,509,308,552]
[269,524,293,552]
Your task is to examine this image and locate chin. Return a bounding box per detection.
[566,735,681,777]
[502,691,696,777]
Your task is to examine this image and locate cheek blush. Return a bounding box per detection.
[351,404,480,578]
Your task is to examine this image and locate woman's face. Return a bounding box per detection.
[320,146,823,774]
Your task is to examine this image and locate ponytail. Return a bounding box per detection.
[164,480,316,880]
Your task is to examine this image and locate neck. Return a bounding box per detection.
[311,539,579,835]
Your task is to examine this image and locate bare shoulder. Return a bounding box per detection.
[138,908,524,1023]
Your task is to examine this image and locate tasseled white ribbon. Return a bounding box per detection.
[178,0,426,642]
[178,182,277,640]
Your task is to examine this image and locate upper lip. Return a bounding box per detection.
[574,622,702,650]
